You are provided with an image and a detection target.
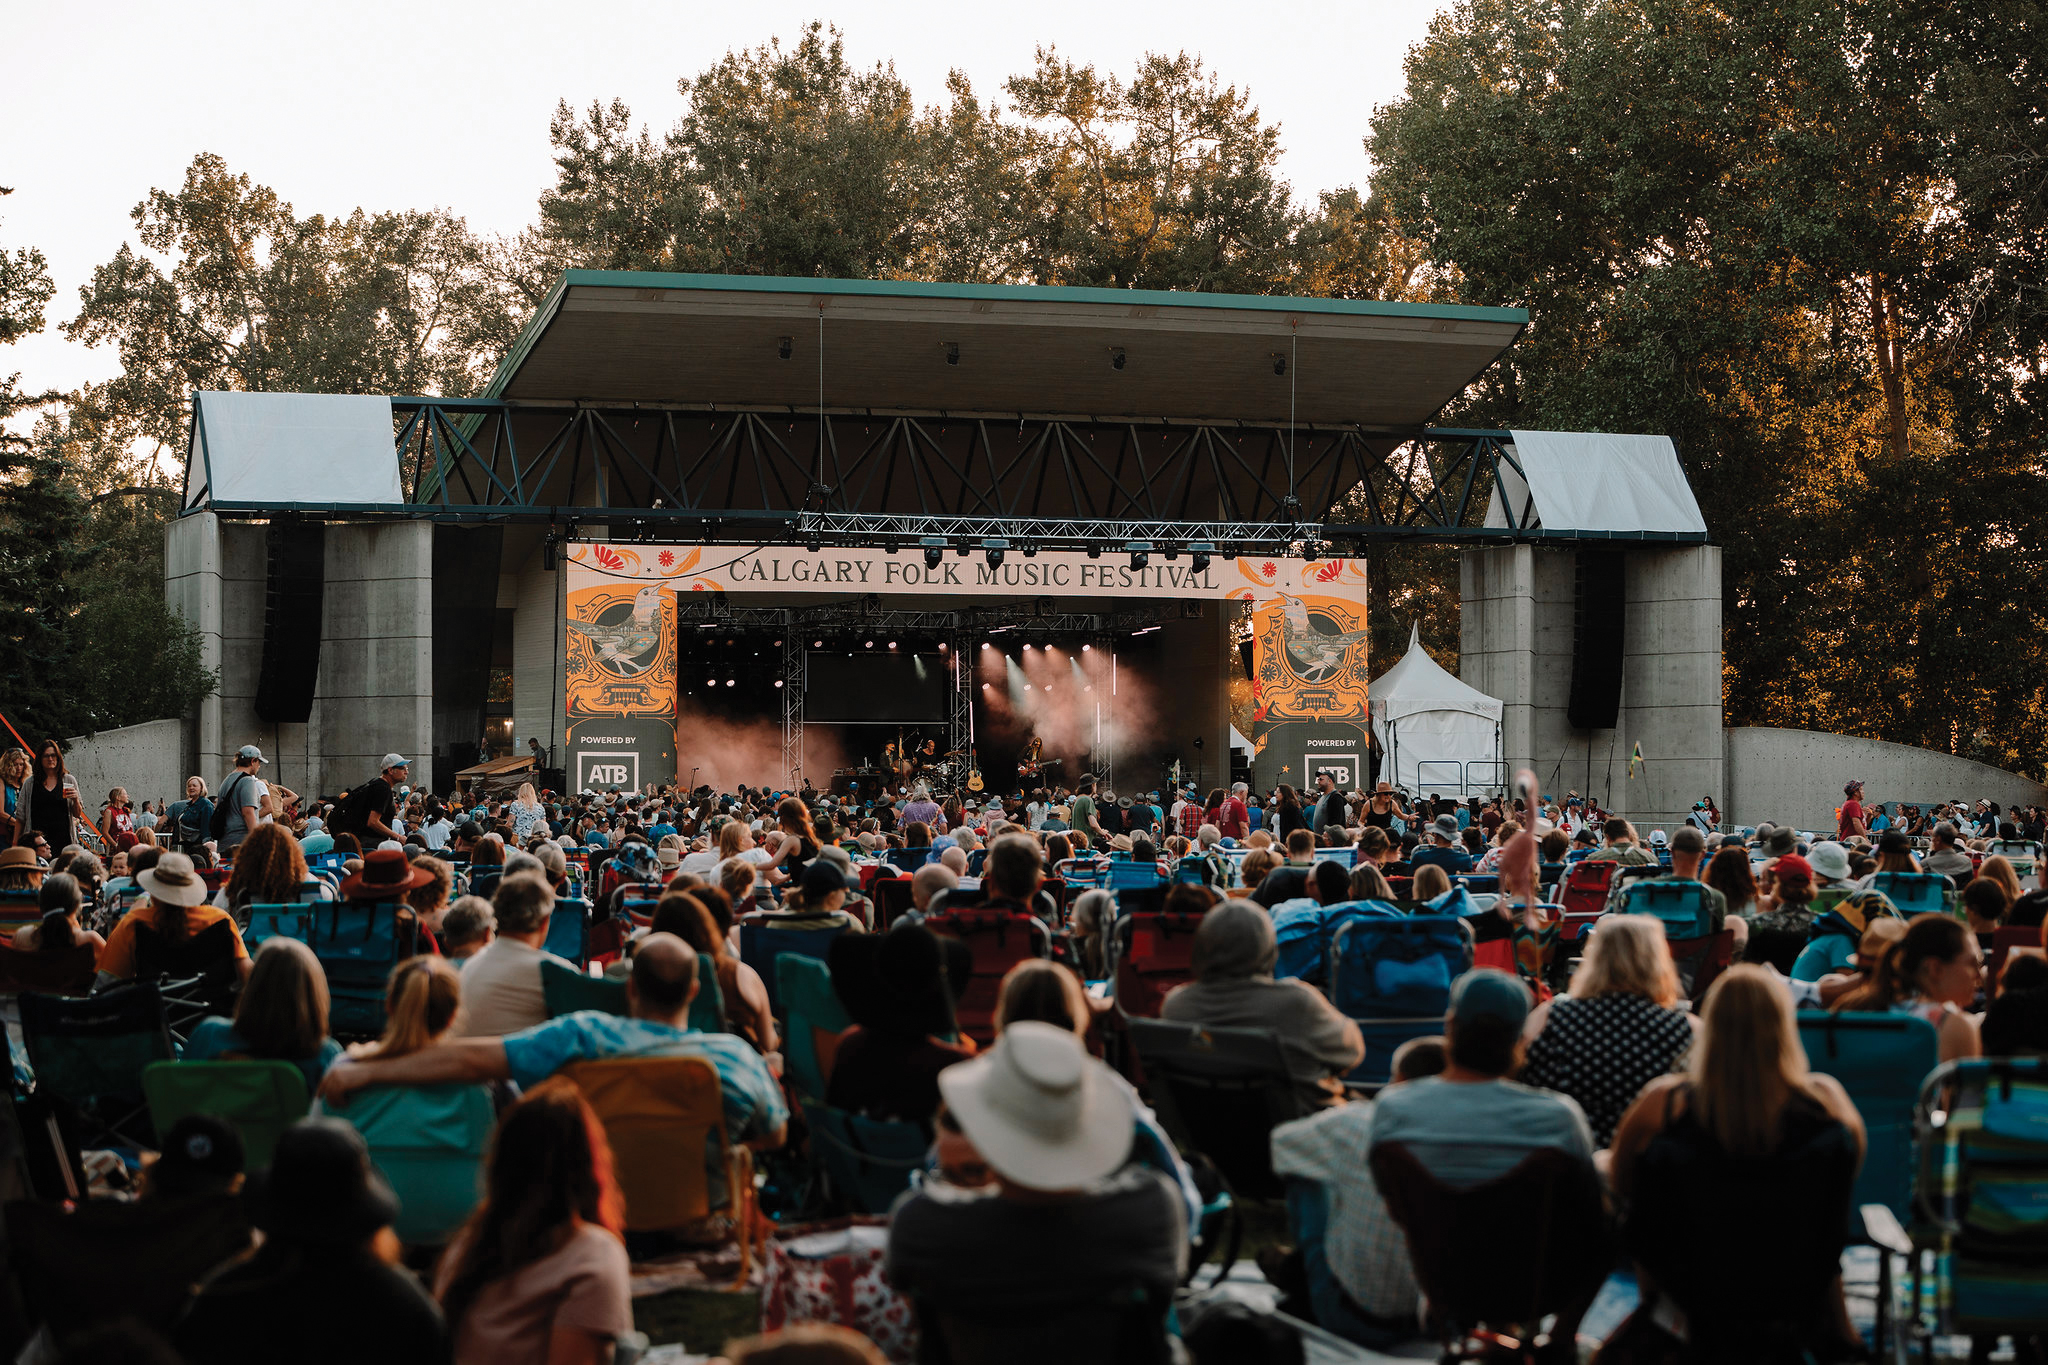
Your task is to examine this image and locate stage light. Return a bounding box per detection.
[1022,543,1037,558]
[937,642,948,651]
[1087,544,1101,559]
[956,543,969,557]
[774,679,784,688]
[541,533,558,570]
[924,545,943,569]
[707,679,717,687]
[865,640,875,648]
[1109,347,1126,371]
[1272,353,1287,376]
[1304,541,1321,563]
[813,639,823,648]
[1190,542,1213,574]
[888,641,898,649]
[1085,684,1093,692]
[1128,542,1150,571]
[1163,548,1179,561]
[984,539,1006,569]
[726,679,737,686]
[982,642,992,651]
[777,336,794,360]
[944,341,960,365]
[806,536,820,553]
[1022,644,1033,651]
[1082,644,1091,652]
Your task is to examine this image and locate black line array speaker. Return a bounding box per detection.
[253,518,326,724]
[1566,549,1626,731]
[1239,639,1258,682]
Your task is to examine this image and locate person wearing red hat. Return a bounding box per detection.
[338,847,436,903]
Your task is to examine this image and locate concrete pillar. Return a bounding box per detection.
[1461,543,1723,833]
[215,523,271,789]
[165,513,224,780]
[315,522,433,797]
[510,540,564,774]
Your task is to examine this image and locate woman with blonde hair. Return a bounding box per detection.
[1409,863,1452,902]
[1977,855,2023,909]
[1348,862,1395,902]
[0,748,29,846]
[350,955,462,1060]
[1607,966,1866,1358]
[508,782,545,843]
[1519,914,1696,1146]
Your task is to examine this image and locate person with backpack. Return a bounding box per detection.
[330,755,410,846]
[213,746,270,854]
[166,776,215,855]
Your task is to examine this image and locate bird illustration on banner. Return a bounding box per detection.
[1275,593,1372,683]
[564,585,665,675]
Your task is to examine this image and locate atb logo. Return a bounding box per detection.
[576,751,640,791]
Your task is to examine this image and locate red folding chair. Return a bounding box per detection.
[1111,911,1204,1018]
[922,907,1051,1045]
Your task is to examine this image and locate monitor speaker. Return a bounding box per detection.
[1566,550,1625,730]
[253,518,327,724]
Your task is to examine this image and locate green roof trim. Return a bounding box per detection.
[483,269,1527,399]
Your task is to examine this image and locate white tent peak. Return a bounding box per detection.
[1369,631,1504,797]
[1370,632,1503,723]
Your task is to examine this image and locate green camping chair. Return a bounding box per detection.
[540,956,725,1033]
[336,1083,497,1246]
[21,982,177,1150]
[777,953,851,1103]
[141,1060,311,1170]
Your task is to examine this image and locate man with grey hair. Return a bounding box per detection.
[1922,822,1974,880]
[1218,782,1251,840]
[900,782,943,832]
[454,872,573,1037]
[912,861,960,913]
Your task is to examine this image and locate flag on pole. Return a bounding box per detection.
[1628,742,1644,779]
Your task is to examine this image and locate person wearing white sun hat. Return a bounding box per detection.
[885,1022,1186,1361]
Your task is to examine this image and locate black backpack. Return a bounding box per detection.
[208,773,248,842]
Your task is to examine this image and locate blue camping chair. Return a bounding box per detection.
[1329,915,1474,1086]
[543,897,592,966]
[1108,860,1165,892]
[1617,879,1716,939]
[886,848,934,874]
[305,901,422,1038]
[1798,1010,1939,1222]
[739,913,854,1016]
[1455,875,1500,894]
[338,1083,496,1245]
[1273,900,1405,990]
[1870,873,1951,916]
[966,849,988,878]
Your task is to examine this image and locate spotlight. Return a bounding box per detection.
[984,539,1007,569]
[777,336,793,360]
[726,679,737,687]
[1109,347,1126,371]
[1087,545,1102,559]
[981,682,991,690]
[813,639,823,648]
[1304,541,1321,563]
[888,641,898,649]
[1127,542,1151,571]
[982,642,993,650]
[541,533,558,570]
[774,679,784,688]
[938,642,949,651]
[865,640,875,648]
[1272,353,1287,376]
[806,536,820,553]
[922,535,945,570]
[707,679,717,687]
[1082,644,1091,652]
[944,341,960,365]
[1163,548,1179,561]
[1023,644,1034,651]
[1022,542,1037,558]
[956,543,969,557]
[1190,541,1214,575]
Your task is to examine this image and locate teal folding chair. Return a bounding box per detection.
[539,956,724,1032]
[777,954,851,1103]
[1798,1010,1939,1222]
[337,1082,496,1245]
[800,1099,930,1215]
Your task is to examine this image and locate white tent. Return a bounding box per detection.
[1369,626,1505,798]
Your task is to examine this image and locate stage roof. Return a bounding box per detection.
[485,271,1527,428]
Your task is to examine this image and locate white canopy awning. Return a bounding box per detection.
[185,391,403,512]
[1370,627,1504,797]
[1484,430,1708,536]
[1369,626,1503,725]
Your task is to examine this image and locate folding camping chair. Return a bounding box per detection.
[922,907,1051,1045]
[776,953,850,1103]
[1110,910,1204,1019]
[543,897,593,966]
[305,900,421,1038]
[340,1082,497,1246]
[1329,914,1474,1086]
[799,1099,929,1215]
[1127,1018,1304,1283]
[21,982,176,1150]
[140,1059,310,1170]
[5,1193,252,1346]
[541,956,724,1033]
[0,943,98,999]
[738,910,855,1017]
[564,1055,756,1282]
[1871,872,1953,916]
[1798,1010,1940,1222]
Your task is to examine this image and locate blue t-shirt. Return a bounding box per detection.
[499,1012,787,1145]
[1408,846,1474,876]
[1791,934,1856,983]
[649,822,677,843]
[181,1018,345,1093]
[1369,1075,1594,1189]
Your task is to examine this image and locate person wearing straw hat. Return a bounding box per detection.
[97,850,252,988]
[886,1022,1186,1358]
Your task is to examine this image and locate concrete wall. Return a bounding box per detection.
[165,515,434,801]
[1460,544,1723,830]
[1726,727,2048,830]
[61,718,190,813]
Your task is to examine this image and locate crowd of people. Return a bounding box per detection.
[1,738,2044,1364]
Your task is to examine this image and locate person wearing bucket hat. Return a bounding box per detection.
[1806,840,1854,888]
[339,847,436,902]
[826,925,974,1129]
[886,1022,1187,1355]
[98,850,253,986]
[174,1118,447,1365]
[1407,813,1473,877]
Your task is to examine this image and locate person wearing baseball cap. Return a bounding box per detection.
[175,1119,446,1363]
[1369,969,1595,1188]
[216,745,270,854]
[330,754,412,847]
[886,1022,1187,1356]
[1409,813,1475,878]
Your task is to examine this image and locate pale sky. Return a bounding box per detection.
[3,0,1453,398]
